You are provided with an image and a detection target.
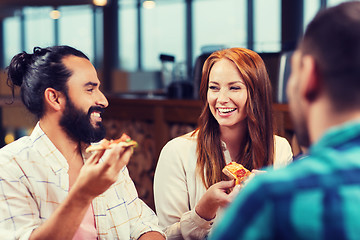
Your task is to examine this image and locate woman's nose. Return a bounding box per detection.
[217,89,230,103]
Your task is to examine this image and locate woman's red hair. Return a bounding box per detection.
[194,48,274,188]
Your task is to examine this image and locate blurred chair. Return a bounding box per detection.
[192,52,212,99]
[277,51,294,103]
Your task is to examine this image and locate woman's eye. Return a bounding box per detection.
[230,86,241,90]
[209,86,218,90]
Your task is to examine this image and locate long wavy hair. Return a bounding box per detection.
[195,48,274,188]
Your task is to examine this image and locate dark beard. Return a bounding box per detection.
[60,97,106,144]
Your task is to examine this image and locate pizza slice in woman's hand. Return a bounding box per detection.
[222,162,253,185]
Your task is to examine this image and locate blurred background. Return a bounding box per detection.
[0,0,353,209]
[0,0,351,144]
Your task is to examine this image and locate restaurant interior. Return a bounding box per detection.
[0,0,351,210]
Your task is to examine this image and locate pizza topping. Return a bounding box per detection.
[113,133,131,144]
[235,168,247,178]
[222,162,252,185]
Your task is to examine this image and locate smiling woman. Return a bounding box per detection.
[153,47,294,240]
[197,48,279,178]
[207,58,248,130]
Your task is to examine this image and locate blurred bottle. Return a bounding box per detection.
[167,62,193,99]
[159,54,175,89]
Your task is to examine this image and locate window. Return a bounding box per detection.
[2,0,344,74]
[58,5,94,62]
[3,12,22,67]
[119,0,137,71]
[93,7,104,68]
[304,0,353,31]
[141,0,185,71]
[327,0,353,7]
[193,0,247,62]
[23,7,54,52]
[304,0,321,30]
[254,0,281,52]
[2,5,97,67]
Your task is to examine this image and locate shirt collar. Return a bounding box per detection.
[30,122,69,174]
[310,119,360,153]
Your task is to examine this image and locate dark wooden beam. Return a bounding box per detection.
[247,0,254,50]
[281,0,303,51]
[102,0,119,92]
[185,0,193,79]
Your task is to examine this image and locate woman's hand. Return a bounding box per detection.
[195,180,239,221]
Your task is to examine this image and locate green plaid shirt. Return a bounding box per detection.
[210,120,360,240]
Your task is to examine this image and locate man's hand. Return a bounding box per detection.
[73,142,134,200]
[29,142,134,240]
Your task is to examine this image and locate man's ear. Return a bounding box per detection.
[301,55,321,102]
[44,88,65,111]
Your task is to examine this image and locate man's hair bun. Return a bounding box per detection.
[7,51,33,87]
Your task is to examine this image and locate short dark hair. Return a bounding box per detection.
[6,45,89,119]
[300,2,360,111]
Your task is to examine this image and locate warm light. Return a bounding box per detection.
[4,133,15,145]
[93,0,108,6]
[50,10,61,19]
[143,0,156,9]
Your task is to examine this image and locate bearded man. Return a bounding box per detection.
[0,45,165,240]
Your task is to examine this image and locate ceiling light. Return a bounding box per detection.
[50,10,61,20]
[93,0,108,6]
[143,0,156,9]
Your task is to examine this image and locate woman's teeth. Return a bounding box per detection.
[218,108,236,113]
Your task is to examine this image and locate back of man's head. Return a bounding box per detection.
[300,2,360,112]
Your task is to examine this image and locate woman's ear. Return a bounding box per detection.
[44,88,65,111]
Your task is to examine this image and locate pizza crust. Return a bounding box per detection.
[85,134,138,153]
